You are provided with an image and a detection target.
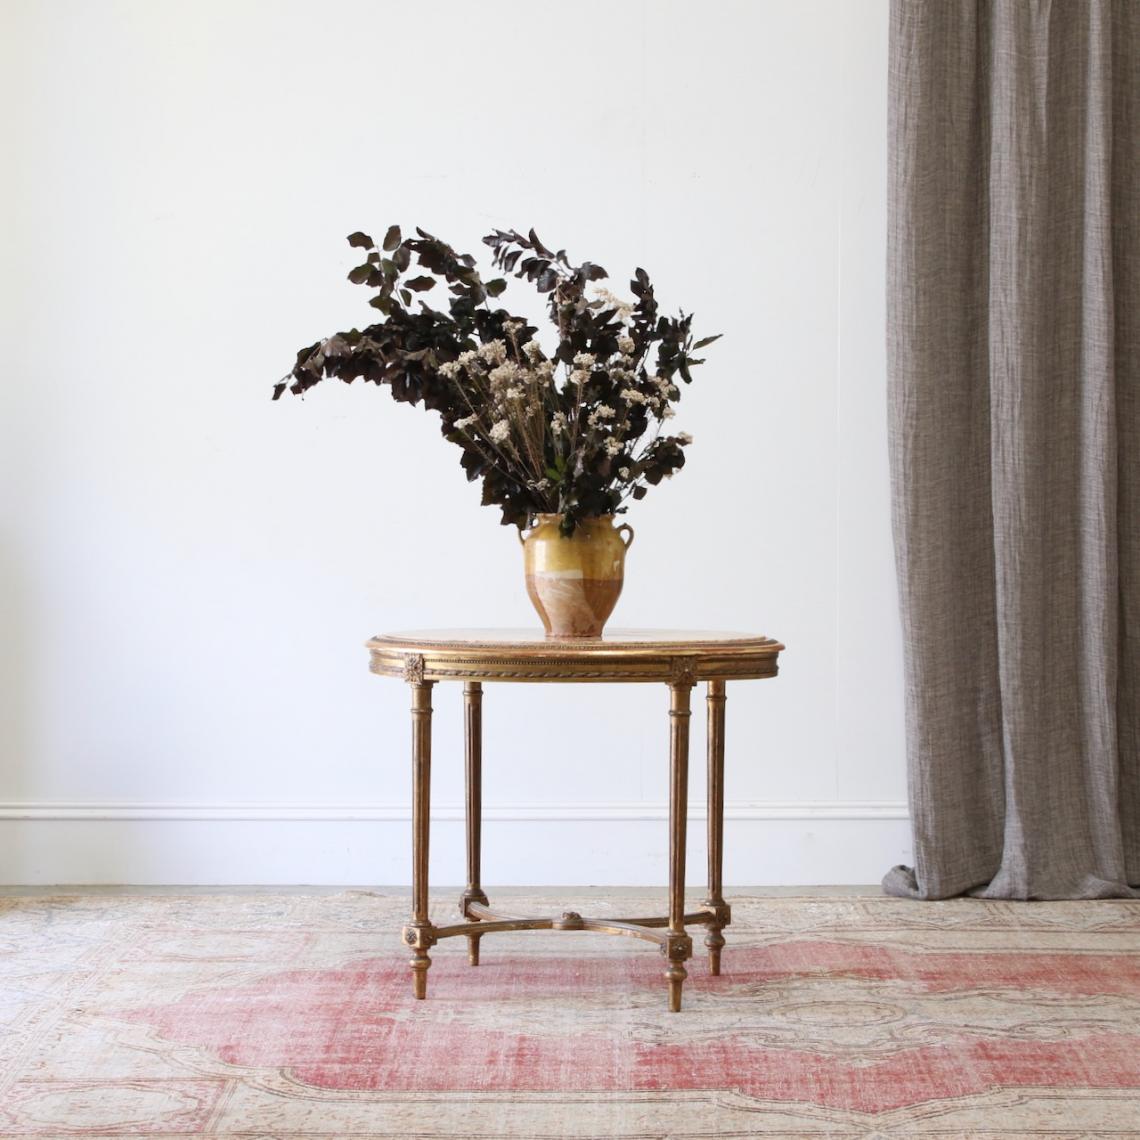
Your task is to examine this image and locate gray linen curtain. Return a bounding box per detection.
[884,0,1139,900]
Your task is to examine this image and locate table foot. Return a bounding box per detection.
[404,923,435,999]
[663,930,692,1012]
[665,960,688,1012]
[460,889,489,967]
[466,932,482,966]
[410,951,431,999]
[705,929,725,976]
[701,899,731,976]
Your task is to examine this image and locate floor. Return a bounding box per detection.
[3,888,1139,1136]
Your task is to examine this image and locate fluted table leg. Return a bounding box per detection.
[404,680,436,998]
[703,679,730,974]
[461,681,489,965]
[665,678,695,1011]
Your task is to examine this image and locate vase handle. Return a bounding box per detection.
[617,523,635,549]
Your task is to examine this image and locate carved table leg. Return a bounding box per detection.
[404,678,436,998]
[703,679,730,975]
[461,681,489,966]
[665,676,695,1012]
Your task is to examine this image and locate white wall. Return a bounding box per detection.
[0,0,906,885]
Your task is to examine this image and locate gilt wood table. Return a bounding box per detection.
[366,628,783,1012]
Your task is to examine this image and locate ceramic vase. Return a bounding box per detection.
[521,514,634,639]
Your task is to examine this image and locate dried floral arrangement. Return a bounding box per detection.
[274,227,719,534]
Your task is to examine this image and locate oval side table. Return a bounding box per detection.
[366,628,784,1012]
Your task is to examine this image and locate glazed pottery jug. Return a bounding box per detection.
[521,514,634,638]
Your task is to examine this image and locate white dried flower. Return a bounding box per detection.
[550,412,567,435]
[573,351,596,369]
[479,339,508,364]
[588,405,616,427]
[488,362,519,389]
[618,467,631,480]
[590,285,635,320]
[504,387,525,402]
[653,375,676,399]
[620,388,648,405]
[604,437,623,457]
[439,361,462,379]
[617,334,635,354]
[523,339,545,362]
[677,432,693,444]
[569,369,590,387]
[454,414,479,431]
[661,405,675,419]
[489,419,511,443]
[503,318,524,333]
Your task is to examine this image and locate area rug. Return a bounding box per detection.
[2,892,1139,1137]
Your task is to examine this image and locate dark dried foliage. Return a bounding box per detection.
[275,227,719,532]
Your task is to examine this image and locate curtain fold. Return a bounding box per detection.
[885,0,1139,900]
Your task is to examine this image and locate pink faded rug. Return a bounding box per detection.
[2,892,1139,1136]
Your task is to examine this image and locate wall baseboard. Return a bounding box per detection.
[0,800,911,887]
[0,799,908,822]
